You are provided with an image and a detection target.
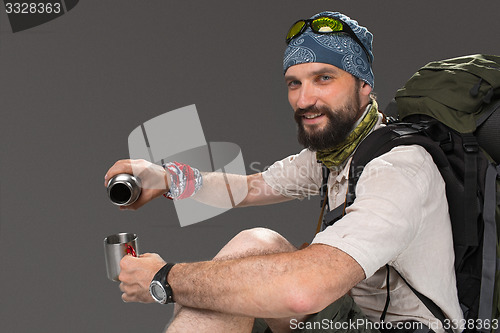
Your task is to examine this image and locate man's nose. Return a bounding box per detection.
[296,83,318,110]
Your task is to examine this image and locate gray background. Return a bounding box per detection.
[1,1,500,332]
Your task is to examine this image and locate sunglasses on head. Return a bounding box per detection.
[285,16,371,64]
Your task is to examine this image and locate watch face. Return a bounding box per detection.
[150,281,167,303]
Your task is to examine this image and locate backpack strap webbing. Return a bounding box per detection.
[347,124,456,332]
[347,123,451,207]
[380,265,391,323]
[478,163,500,332]
[395,270,454,333]
[323,122,451,229]
[462,133,480,247]
[350,122,478,259]
[319,163,330,206]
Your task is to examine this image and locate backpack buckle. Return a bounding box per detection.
[462,135,479,153]
[440,132,454,153]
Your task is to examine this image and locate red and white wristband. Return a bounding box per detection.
[162,162,203,200]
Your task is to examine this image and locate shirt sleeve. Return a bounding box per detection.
[311,145,443,278]
[261,148,322,200]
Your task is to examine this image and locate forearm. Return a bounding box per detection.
[168,244,365,318]
[190,172,249,208]
[190,172,292,208]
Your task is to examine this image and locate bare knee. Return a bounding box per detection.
[233,228,293,251]
[214,227,296,260]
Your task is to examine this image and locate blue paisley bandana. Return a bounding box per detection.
[283,11,374,88]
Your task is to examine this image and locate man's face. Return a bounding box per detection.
[285,63,368,151]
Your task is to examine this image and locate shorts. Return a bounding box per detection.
[252,294,380,333]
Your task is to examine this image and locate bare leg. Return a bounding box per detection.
[165,228,304,333]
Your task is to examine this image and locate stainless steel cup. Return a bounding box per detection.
[107,173,142,206]
[104,232,139,281]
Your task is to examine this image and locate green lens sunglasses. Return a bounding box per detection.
[285,16,371,63]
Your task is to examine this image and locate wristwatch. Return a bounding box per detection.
[149,263,176,304]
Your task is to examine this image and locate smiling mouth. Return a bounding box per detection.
[303,113,323,119]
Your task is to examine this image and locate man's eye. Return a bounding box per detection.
[320,75,331,81]
[288,80,300,88]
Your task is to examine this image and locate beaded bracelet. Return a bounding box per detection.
[162,162,203,200]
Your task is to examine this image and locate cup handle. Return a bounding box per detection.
[126,244,137,257]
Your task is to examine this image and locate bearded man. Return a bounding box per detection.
[105,11,462,333]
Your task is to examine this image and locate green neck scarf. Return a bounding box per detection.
[316,101,379,168]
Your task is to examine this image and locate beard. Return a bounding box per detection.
[294,88,362,151]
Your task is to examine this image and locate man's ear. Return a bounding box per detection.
[358,80,373,108]
[359,81,372,98]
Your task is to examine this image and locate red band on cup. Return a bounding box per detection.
[126,245,137,257]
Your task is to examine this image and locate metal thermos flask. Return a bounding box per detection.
[107,174,142,206]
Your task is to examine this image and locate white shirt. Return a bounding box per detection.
[262,135,463,332]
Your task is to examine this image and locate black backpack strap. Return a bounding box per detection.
[319,163,330,208]
[478,163,500,331]
[322,203,346,229]
[380,264,391,323]
[349,122,475,260]
[347,123,451,206]
[318,163,342,231]
[462,133,480,247]
[348,123,457,333]
[475,99,500,164]
[322,122,451,227]
[321,124,420,228]
[395,270,454,333]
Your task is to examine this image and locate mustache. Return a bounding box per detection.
[294,105,331,117]
[295,105,331,117]
[294,105,333,125]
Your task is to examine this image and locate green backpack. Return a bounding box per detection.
[393,54,500,331]
[323,54,500,332]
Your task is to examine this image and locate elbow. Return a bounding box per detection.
[281,274,348,316]
[286,297,316,316]
[282,284,328,316]
[277,245,363,316]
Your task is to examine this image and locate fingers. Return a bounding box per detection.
[121,252,162,263]
[119,280,151,303]
[118,257,149,303]
[104,159,133,186]
[117,196,148,211]
[118,253,165,303]
[120,253,137,268]
[121,292,133,303]
[138,252,155,258]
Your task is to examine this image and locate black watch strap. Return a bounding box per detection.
[153,263,176,303]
